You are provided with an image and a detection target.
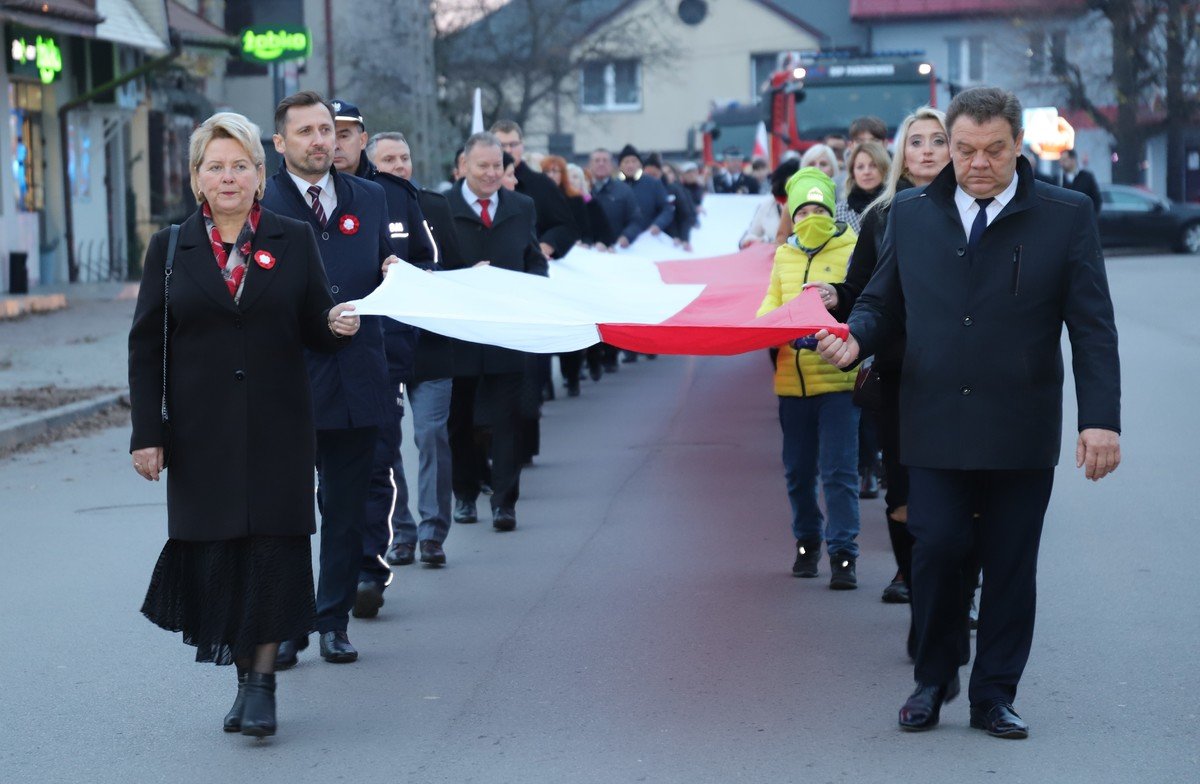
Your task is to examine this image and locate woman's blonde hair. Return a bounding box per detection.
[867,106,947,215]
[189,111,267,204]
[799,143,839,178]
[847,140,891,197]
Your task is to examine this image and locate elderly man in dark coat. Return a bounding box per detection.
[445,131,547,532]
[816,87,1121,741]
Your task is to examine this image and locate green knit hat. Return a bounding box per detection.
[785,166,836,220]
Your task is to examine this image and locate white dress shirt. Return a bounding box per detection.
[289,170,337,219]
[461,180,497,223]
[953,173,1019,241]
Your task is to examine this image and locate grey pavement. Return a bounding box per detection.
[1,254,1197,783]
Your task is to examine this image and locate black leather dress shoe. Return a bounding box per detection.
[454,497,478,524]
[386,542,415,566]
[882,574,911,604]
[419,540,446,566]
[319,631,358,663]
[353,581,385,619]
[274,637,308,670]
[970,702,1029,739]
[898,675,960,731]
[493,507,517,531]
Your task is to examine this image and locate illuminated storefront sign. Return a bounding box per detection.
[8,31,63,84]
[239,25,311,64]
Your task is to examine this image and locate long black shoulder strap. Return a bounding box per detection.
[161,224,180,424]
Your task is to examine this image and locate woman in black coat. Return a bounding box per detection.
[807,107,951,611]
[129,112,359,737]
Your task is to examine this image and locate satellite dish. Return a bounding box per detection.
[678,0,708,26]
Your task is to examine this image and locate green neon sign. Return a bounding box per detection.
[239,25,312,64]
[9,33,62,84]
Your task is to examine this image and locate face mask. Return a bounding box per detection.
[793,213,837,250]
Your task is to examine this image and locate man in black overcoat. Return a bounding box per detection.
[816,87,1121,740]
[1058,148,1102,215]
[490,120,579,259]
[446,131,547,531]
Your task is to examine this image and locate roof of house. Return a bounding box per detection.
[849,0,1087,20]
[444,0,856,62]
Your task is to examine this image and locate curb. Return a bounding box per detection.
[0,391,127,453]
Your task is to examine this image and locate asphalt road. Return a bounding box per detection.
[1,253,1197,783]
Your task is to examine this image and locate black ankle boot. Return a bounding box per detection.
[223,667,248,732]
[239,672,277,737]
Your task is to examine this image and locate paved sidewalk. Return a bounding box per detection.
[0,282,138,442]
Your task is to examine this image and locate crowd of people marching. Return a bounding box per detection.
[129,85,1120,742]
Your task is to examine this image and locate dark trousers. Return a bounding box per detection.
[907,467,1055,707]
[559,350,584,388]
[450,373,523,510]
[361,396,400,587]
[315,426,378,633]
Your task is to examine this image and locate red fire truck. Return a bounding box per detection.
[702,52,937,167]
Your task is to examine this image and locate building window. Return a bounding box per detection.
[751,52,780,101]
[1028,30,1068,78]
[581,59,641,112]
[947,36,984,86]
[9,82,45,213]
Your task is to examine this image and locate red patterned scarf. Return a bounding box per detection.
[202,201,262,302]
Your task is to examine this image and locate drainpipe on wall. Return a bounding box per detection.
[325,0,335,97]
[60,47,182,282]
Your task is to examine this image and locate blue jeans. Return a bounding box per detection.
[392,377,453,545]
[778,392,860,557]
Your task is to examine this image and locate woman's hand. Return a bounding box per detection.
[132,447,165,481]
[328,303,361,337]
[802,281,838,311]
[381,254,400,277]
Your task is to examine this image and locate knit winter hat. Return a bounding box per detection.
[617,144,641,164]
[785,166,836,219]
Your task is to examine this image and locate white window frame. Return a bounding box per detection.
[946,36,985,86]
[580,59,641,113]
[751,52,781,101]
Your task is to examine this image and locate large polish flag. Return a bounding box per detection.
[351,195,847,356]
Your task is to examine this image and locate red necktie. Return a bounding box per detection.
[478,197,492,228]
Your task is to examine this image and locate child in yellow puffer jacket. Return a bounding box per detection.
[756,167,862,588]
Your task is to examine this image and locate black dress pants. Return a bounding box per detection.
[450,373,523,510]
[907,467,1055,707]
[314,426,378,633]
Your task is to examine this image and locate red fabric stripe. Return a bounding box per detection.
[597,244,849,356]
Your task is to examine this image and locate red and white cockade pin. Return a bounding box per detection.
[339,214,360,235]
[253,249,276,270]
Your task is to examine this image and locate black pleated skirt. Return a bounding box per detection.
[141,535,316,665]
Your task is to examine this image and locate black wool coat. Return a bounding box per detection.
[446,184,548,375]
[129,208,345,541]
[515,161,579,258]
[849,158,1120,470]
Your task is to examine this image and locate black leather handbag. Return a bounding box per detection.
[852,362,883,411]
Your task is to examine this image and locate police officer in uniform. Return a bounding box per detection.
[328,100,441,618]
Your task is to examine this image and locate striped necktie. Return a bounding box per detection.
[307,185,327,227]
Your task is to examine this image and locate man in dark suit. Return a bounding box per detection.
[261,90,397,667]
[587,148,644,249]
[816,87,1121,740]
[446,131,547,531]
[490,120,578,259]
[1058,148,1102,214]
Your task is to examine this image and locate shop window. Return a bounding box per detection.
[9,82,45,212]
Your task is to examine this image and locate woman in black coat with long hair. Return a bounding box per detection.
[806,107,951,612]
[129,112,359,737]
